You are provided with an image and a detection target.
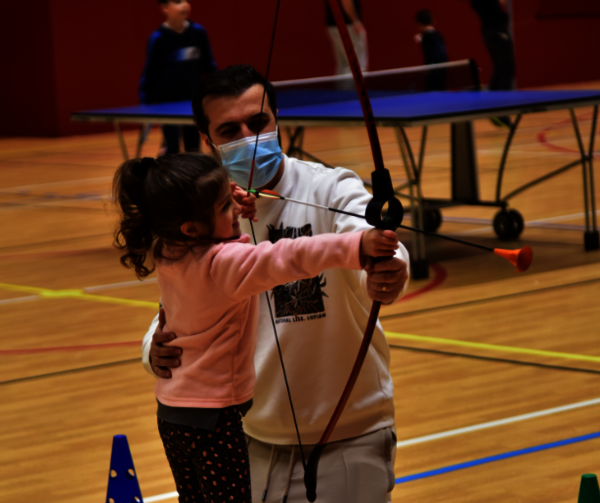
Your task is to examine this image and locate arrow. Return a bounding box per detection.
[245,187,533,273]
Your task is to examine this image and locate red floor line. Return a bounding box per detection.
[0,247,115,261]
[395,262,447,304]
[537,111,599,156]
[0,340,140,355]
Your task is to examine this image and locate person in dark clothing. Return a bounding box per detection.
[470,0,515,126]
[140,0,217,154]
[415,9,449,91]
[470,0,515,91]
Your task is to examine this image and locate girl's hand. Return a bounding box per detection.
[360,229,399,258]
[232,183,258,222]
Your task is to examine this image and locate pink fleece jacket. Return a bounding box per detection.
[155,231,364,409]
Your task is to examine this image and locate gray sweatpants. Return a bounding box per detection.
[326,24,369,76]
[247,427,396,503]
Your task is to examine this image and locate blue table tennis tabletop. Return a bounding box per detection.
[72,90,600,127]
[71,87,600,258]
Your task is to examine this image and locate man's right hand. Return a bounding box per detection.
[150,308,182,378]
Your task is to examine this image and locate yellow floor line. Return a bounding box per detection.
[385,331,600,364]
[0,282,158,310]
[2,281,597,364]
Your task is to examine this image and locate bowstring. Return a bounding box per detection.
[247,0,307,472]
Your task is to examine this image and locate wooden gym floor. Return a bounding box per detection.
[1,81,600,503]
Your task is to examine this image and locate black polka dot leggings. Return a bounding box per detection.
[157,408,252,503]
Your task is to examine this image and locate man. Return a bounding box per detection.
[325,0,368,78]
[469,0,515,127]
[469,0,514,91]
[143,65,409,503]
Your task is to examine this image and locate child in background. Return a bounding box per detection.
[415,8,449,91]
[113,154,399,503]
[139,0,217,155]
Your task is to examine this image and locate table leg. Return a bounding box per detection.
[495,114,521,203]
[395,126,428,279]
[587,106,598,236]
[450,121,480,203]
[114,122,129,161]
[285,126,303,158]
[417,126,428,181]
[135,124,152,159]
[570,108,599,250]
[285,126,333,167]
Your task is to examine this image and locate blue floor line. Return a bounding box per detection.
[395,431,600,485]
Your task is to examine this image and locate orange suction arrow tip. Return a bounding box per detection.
[493,245,533,272]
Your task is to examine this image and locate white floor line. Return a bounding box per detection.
[142,397,600,502]
[528,222,586,231]
[143,491,178,502]
[0,295,40,306]
[527,210,600,225]
[455,226,495,235]
[476,149,561,157]
[396,396,600,448]
[83,278,157,292]
[0,197,112,215]
[0,176,113,193]
[0,195,110,214]
[439,216,489,225]
[453,209,600,236]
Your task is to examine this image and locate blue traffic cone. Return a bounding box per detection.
[578,474,600,503]
[105,435,144,503]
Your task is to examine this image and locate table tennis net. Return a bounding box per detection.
[272,59,479,95]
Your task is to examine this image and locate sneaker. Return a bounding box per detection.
[490,116,512,128]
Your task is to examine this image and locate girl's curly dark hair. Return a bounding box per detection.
[113,153,228,278]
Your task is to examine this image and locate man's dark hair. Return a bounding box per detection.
[192,65,278,137]
[416,9,433,26]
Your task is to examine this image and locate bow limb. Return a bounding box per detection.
[304,1,403,501]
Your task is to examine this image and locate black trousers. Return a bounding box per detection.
[157,406,252,503]
[162,125,201,154]
[483,30,516,90]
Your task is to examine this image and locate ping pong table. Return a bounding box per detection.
[72,87,600,279]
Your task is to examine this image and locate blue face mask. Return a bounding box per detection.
[214,129,283,188]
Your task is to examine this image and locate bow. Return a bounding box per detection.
[249,0,403,500]
[250,2,532,501]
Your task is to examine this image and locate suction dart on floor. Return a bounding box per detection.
[244,188,534,272]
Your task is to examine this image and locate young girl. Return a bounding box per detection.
[113,153,399,503]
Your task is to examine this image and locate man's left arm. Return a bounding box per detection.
[326,168,410,304]
[363,255,409,304]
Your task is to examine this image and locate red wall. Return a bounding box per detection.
[2,0,599,137]
[2,0,58,136]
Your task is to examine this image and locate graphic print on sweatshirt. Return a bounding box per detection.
[267,223,327,324]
